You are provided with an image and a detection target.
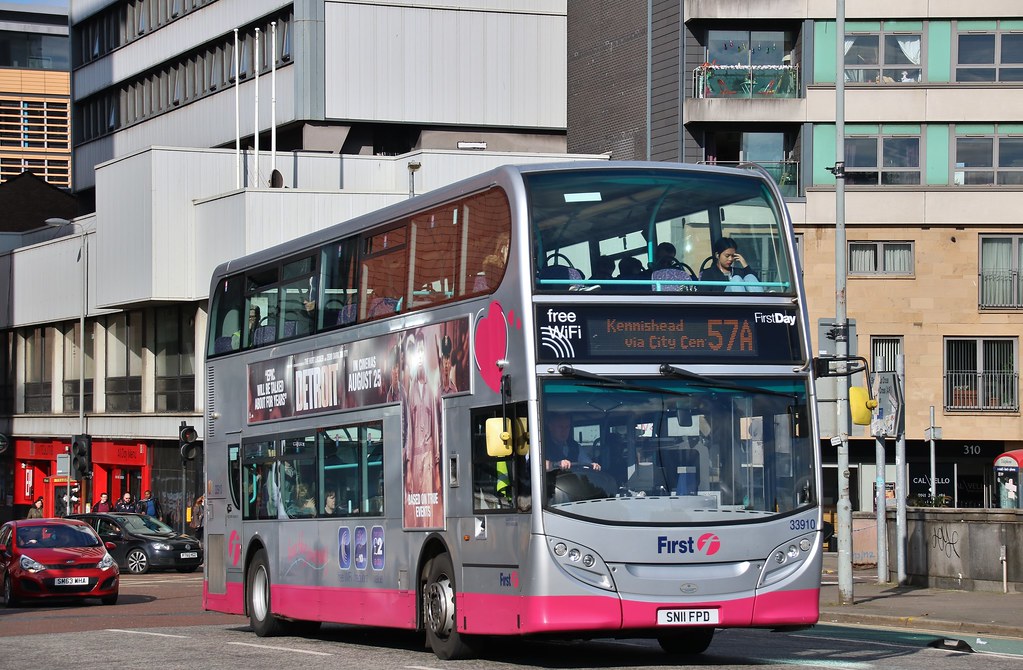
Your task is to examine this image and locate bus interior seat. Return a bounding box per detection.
[472,274,489,292]
[368,297,400,317]
[283,321,298,338]
[213,336,234,354]
[651,267,696,292]
[336,304,357,326]
[252,324,276,346]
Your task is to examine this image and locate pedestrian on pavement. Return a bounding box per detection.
[137,489,164,520]
[115,491,135,512]
[93,492,111,513]
[26,496,44,519]
[190,495,205,544]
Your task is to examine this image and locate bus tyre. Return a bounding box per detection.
[657,627,714,655]
[248,549,284,637]
[423,553,478,660]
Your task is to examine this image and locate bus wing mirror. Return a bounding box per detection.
[849,386,877,426]
[487,417,529,457]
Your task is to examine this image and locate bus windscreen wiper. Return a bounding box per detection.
[557,365,689,397]
[659,363,796,399]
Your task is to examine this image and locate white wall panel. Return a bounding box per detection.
[74,68,297,191]
[325,2,566,128]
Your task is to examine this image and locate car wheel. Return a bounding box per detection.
[101,593,118,606]
[126,548,150,574]
[247,548,284,636]
[422,553,480,660]
[3,575,18,607]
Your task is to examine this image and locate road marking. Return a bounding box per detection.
[106,629,189,638]
[228,642,333,656]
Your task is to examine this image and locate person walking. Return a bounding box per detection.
[137,490,163,520]
[114,491,135,512]
[190,495,205,544]
[26,496,44,519]
[93,492,112,513]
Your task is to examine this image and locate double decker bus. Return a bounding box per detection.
[202,161,822,659]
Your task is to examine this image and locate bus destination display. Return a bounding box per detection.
[536,304,802,364]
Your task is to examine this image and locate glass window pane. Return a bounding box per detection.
[849,243,878,273]
[846,137,878,168]
[884,35,920,65]
[959,34,995,64]
[883,243,912,273]
[883,137,919,167]
[1002,34,1023,64]
[957,137,993,167]
[999,137,1023,167]
[845,34,879,65]
[707,30,748,66]
[1001,68,1023,82]
[881,171,921,185]
[956,67,996,82]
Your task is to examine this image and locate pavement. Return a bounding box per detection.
[819,552,1023,640]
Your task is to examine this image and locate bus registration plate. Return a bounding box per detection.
[55,577,89,586]
[657,608,719,625]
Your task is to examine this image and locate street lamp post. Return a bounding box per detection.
[45,217,87,513]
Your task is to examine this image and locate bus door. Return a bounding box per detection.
[207,432,242,595]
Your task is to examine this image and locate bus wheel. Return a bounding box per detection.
[422,553,478,660]
[248,549,284,637]
[657,627,714,655]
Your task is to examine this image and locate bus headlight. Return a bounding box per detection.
[759,532,817,587]
[547,537,615,592]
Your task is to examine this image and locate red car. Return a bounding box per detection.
[0,518,119,607]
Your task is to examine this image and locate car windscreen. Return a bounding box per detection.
[17,524,102,548]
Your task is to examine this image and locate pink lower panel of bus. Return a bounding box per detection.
[204,582,246,615]
[485,587,819,634]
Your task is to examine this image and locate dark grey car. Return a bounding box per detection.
[71,513,202,575]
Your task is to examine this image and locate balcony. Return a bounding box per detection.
[979,269,1022,309]
[693,64,800,100]
[698,160,800,199]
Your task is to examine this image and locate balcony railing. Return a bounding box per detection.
[693,64,800,99]
[945,371,1019,411]
[698,160,800,199]
[979,269,1021,308]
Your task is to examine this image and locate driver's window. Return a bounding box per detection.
[98,519,119,535]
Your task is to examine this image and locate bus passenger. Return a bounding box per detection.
[700,237,758,292]
[614,256,646,290]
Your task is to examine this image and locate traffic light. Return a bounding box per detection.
[71,434,92,479]
[179,421,199,461]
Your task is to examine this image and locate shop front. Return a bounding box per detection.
[13,438,150,518]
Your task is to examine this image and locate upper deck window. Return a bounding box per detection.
[527,168,793,295]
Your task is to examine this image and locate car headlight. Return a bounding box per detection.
[19,554,46,573]
[152,542,172,551]
[98,553,116,570]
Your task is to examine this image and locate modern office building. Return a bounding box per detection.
[568,1,1023,512]
[0,0,571,522]
[0,1,71,187]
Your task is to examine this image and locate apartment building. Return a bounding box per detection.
[0,0,571,522]
[568,0,1023,511]
[0,1,71,187]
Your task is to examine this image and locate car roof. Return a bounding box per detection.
[9,518,92,529]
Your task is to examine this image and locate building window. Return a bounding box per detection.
[945,337,1018,411]
[979,235,1023,308]
[0,330,14,414]
[106,311,143,412]
[24,326,52,414]
[849,241,914,276]
[845,129,921,185]
[871,336,903,373]
[62,320,95,414]
[955,23,1023,83]
[954,126,1023,186]
[844,27,922,83]
[155,305,195,412]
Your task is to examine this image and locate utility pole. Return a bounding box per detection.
[896,354,908,584]
[833,0,853,605]
[874,356,888,584]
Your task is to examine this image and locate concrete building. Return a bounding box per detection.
[568,1,1023,512]
[0,1,71,187]
[0,0,572,522]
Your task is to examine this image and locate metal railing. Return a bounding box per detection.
[979,269,1021,308]
[945,371,1019,411]
[693,64,800,99]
